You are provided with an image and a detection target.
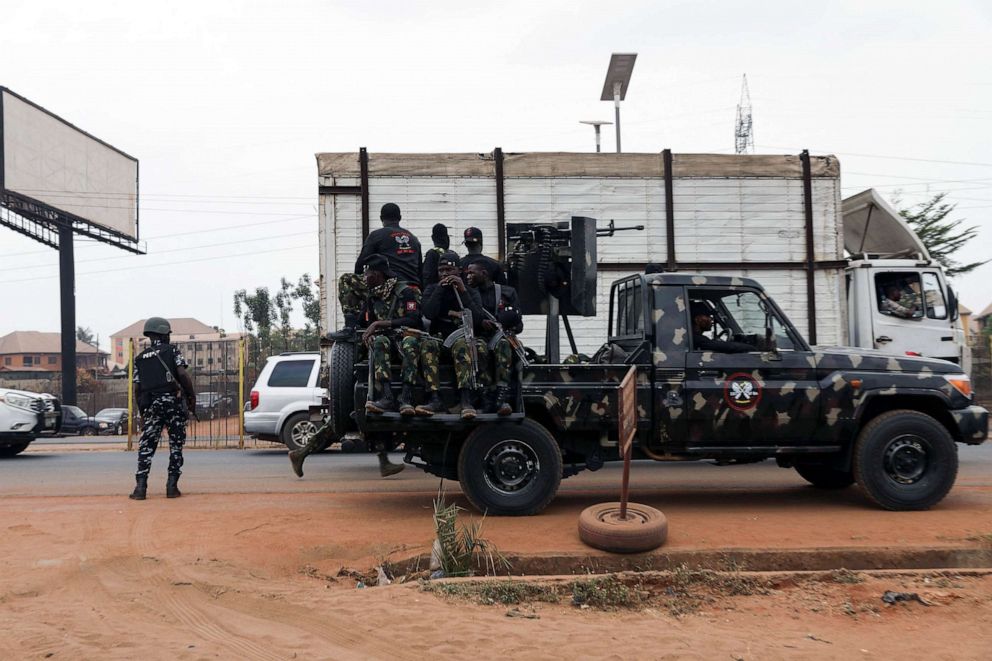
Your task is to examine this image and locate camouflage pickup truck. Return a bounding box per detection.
[327,272,987,516]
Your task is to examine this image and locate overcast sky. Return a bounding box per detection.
[1,0,991,349]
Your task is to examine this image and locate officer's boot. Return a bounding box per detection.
[495,385,513,417]
[365,384,396,414]
[128,474,147,501]
[415,390,445,416]
[166,473,182,498]
[324,313,359,342]
[398,385,416,416]
[459,388,477,420]
[376,442,405,477]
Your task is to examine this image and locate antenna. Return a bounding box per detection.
[734,74,755,154]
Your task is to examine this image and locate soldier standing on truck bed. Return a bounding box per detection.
[459,226,507,286]
[327,203,423,341]
[129,317,196,500]
[421,251,488,419]
[466,261,522,416]
[421,223,451,287]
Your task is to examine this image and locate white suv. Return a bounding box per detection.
[0,387,62,456]
[244,352,323,451]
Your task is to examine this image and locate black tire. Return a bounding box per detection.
[853,410,958,511]
[328,341,358,437]
[81,427,98,437]
[0,443,30,457]
[578,502,668,553]
[795,462,855,489]
[281,412,318,452]
[457,419,562,516]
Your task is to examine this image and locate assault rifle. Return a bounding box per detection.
[481,308,530,368]
[450,288,479,390]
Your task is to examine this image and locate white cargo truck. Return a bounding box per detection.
[316,150,965,366]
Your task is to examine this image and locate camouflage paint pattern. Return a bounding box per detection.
[370,334,419,388]
[338,272,366,316]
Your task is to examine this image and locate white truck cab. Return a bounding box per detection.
[842,189,967,369]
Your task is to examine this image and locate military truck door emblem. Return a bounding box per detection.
[724,373,762,411]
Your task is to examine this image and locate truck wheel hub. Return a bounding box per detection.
[484,441,538,494]
[883,435,928,484]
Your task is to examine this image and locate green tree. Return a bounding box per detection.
[274,278,294,352]
[76,326,95,345]
[293,274,321,351]
[899,193,988,277]
[233,287,276,373]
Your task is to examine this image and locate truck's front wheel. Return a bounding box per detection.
[458,420,562,516]
[853,410,958,511]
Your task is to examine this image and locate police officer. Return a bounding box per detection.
[129,318,196,500]
[690,302,754,353]
[421,251,488,419]
[466,261,523,416]
[328,203,423,340]
[421,223,451,287]
[460,227,508,285]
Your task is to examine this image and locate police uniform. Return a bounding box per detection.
[131,333,192,499]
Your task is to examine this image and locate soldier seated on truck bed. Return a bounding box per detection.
[691,301,756,354]
[466,261,523,416]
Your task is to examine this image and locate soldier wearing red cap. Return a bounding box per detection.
[459,226,507,286]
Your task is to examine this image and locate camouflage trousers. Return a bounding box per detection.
[368,334,419,390]
[420,336,494,390]
[135,393,188,477]
[338,273,367,316]
[489,337,513,387]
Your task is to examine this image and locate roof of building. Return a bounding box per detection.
[0,331,106,355]
[976,302,992,320]
[110,318,218,339]
[959,304,973,315]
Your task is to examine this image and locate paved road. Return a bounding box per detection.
[3,442,991,499]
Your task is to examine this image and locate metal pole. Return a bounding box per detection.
[594,125,601,153]
[613,82,622,153]
[58,224,77,405]
[126,339,134,451]
[238,337,245,449]
[545,296,560,364]
[620,436,631,520]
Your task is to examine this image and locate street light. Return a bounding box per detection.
[600,53,637,153]
[579,120,613,152]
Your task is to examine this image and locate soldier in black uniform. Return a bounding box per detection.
[421,223,451,287]
[690,301,755,353]
[466,261,523,415]
[129,317,196,500]
[460,227,507,286]
[327,202,423,340]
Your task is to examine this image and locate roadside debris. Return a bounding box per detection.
[882,591,930,606]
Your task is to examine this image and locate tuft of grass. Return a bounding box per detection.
[426,580,560,605]
[830,568,864,584]
[433,491,510,577]
[966,532,992,546]
[570,576,638,609]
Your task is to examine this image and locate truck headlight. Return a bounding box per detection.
[0,392,37,411]
[944,375,972,400]
[98,422,108,428]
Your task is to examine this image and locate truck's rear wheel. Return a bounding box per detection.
[794,463,854,489]
[328,341,357,437]
[0,443,30,457]
[853,410,958,511]
[457,419,562,516]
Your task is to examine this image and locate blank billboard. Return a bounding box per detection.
[1,88,138,240]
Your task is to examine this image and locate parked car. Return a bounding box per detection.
[0,387,62,456]
[95,408,130,435]
[59,405,106,436]
[195,391,234,420]
[244,352,323,451]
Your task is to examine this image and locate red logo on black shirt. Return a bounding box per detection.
[405,301,418,312]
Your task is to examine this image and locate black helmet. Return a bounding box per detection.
[143,317,172,337]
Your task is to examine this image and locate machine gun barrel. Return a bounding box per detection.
[596,219,645,237]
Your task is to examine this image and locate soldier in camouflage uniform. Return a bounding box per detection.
[129,317,196,500]
[421,251,488,419]
[327,203,423,341]
[466,261,523,416]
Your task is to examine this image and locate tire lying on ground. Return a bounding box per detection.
[853,409,958,511]
[458,419,562,516]
[578,502,668,553]
[794,462,855,489]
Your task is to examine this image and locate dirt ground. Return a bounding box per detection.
[2,489,992,660]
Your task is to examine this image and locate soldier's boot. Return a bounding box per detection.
[365,385,396,414]
[128,474,147,501]
[398,385,416,416]
[459,388,477,420]
[481,388,498,414]
[415,391,445,416]
[495,386,513,417]
[288,447,308,478]
[324,313,359,342]
[376,443,405,477]
[166,473,182,499]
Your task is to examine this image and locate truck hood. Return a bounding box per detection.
[811,345,961,374]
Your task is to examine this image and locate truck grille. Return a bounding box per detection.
[30,398,57,412]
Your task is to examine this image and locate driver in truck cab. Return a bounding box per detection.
[881,283,921,319]
[690,301,755,354]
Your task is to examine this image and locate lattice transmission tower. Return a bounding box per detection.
[734,74,755,154]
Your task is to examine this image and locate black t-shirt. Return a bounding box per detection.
[460,253,507,285]
[475,283,523,334]
[355,225,423,287]
[422,246,449,287]
[692,333,754,354]
[422,283,484,338]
